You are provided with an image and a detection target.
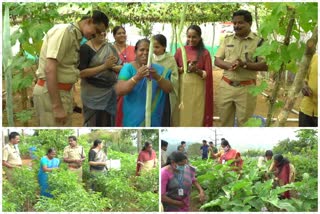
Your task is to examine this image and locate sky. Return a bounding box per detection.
[160,128,308,152]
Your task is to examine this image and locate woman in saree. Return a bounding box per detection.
[113,26,136,127]
[88,139,107,173]
[88,139,107,190]
[136,142,157,176]
[79,30,122,127]
[174,25,213,127]
[213,139,243,170]
[152,34,179,126]
[115,39,173,127]
[38,148,60,198]
[161,151,205,212]
[272,154,295,199]
[112,26,135,64]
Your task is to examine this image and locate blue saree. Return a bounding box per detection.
[38,156,60,197]
[118,63,171,127]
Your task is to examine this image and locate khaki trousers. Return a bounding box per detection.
[217,80,257,127]
[33,84,73,127]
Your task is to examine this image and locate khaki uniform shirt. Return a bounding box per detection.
[2,143,22,166]
[63,145,85,167]
[216,31,264,81]
[300,54,318,117]
[161,149,167,167]
[36,23,82,84]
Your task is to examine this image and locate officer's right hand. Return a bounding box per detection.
[104,56,117,69]
[230,60,241,70]
[53,106,67,125]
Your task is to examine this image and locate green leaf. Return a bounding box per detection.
[10,29,22,46]
[279,46,291,63]
[231,180,252,192]
[286,61,298,74]
[200,198,222,210]
[275,200,297,212]
[274,100,285,109]
[248,80,268,96]
[15,110,33,122]
[231,205,251,211]
[244,118,263,127]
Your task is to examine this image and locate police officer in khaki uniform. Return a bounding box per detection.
[2,132,22,180]
[33,10,109,127]
[63,136,86,181]
[215,10,268,127]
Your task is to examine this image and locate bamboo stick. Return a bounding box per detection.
[145,36,154,127]
[3,6,15,126]
[177,4,187,110]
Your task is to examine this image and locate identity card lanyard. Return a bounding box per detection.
[176,171,184,196]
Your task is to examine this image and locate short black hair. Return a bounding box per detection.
[165,151,187,166]
[265,150,273,157]
[112,26,125,37]
[209,141,213,145]
[232,10,252,24]
[142,141,152,151]
[221,139,231,148]
[9,132,20,141]
[154,34,167,48]
[68,136,77,141]
[274,154,290,167]
[92,10,109,28]
[181,141,186,145]
[134,38,150,51]
[47,148,56,155]
[161,140,168,147]
[202,140,207,143]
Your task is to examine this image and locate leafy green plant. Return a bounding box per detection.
[136,191,159,212]
[254,3,318,126]
[2,180,20,212]
[2,167,39,211]
[35,170,111,212]
[15,110,34,123]
[90,171,138,211]
[133,168,159,192]
[189,155,318,212]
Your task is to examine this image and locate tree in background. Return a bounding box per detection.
[187,143,202,159]
[272,129,317,181]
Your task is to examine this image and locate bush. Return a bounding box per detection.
[35,170,111,212]
[285,148,317,181]
[133,168,158,192]
[2,167,39,211]
[189,156,318,212]
[35,189,110,212]
[90,171,138,211]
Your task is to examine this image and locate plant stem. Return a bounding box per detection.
[266,8,295,127]
[275,25,318,126]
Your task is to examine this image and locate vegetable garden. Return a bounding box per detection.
[188,129,318,212]
[2,2,318,127]
[2,129,159,212]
